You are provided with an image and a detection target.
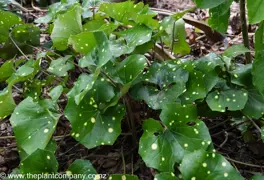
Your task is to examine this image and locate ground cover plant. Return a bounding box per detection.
[1,0,264,179]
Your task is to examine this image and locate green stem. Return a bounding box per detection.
[240,0,251,63]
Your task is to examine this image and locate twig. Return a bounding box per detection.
[121,146,126,174]
[225,157,264,169]
[217,131,228,150]
[209,117,231,130]
[245,115,263,136]
[31,0,48,12]
[9,33,29,60]
[240,0,251,63]
[171,21,176,54]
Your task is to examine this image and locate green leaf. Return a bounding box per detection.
[194,53,223,92]
[160,17,190,55]
[109,175,139,180]
[139,103,212,172]
[47,55,74,77]
[114,54,146,85]
[67,159,97,179]
[99,1,158,28]
[206,89,248,112]
[230,64,252,87]
[73,32,112,68]
[223,45,250,58]
[49,85,63,102]
[242,87,264,119]
[0,88,16,120]
[208,0,232,33]
[154,172,179,180]
[20,149,58,174]
[10,97,61,156]
[180,150,243,180]
[180,71,207,104]
[65,80,125,149]
[193,0,226,9]
[0,59,15,83]
[67,73,99,105]
[51,4,83,51]
[0,10,23,43]
[247,0,264,24]
[253,22,264,96]
[0,24,40,59]
[109,25,152,58]
[131,62,188,109]
[7,59,40,87]
[251,174,264,180]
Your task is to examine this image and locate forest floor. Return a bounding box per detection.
[0,1,263,180]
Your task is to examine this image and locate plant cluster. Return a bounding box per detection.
[1,0,264,179]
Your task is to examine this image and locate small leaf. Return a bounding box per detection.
[139,103,212,172]
[20,149,58,174]
[109,174,139,180]
[223,45,250,58]
[67,160,97,179]
[208,0,232,33]
[51,4,83,51]
[206,89,248,112]
[47,55,74,77]
[180,150,243,180]
[0,59,15,83]
[10,97,61,156]
[154,172,179,180]
[49,85,63,102]
[0,88,16,120]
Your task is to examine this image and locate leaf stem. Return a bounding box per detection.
[240,0,251,63]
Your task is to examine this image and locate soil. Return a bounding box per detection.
[0,1,263,180]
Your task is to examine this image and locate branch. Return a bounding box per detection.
[240,0,252,63]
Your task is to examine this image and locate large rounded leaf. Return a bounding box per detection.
[139,103,212,172]
[131,62,188,109]
[0,10,23,43]
[65,80,125,149]
[206,89,248,112]
[51,4,83,51]
[180,71,207,104]
[10,97,61,156]
[180,150,243,180]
